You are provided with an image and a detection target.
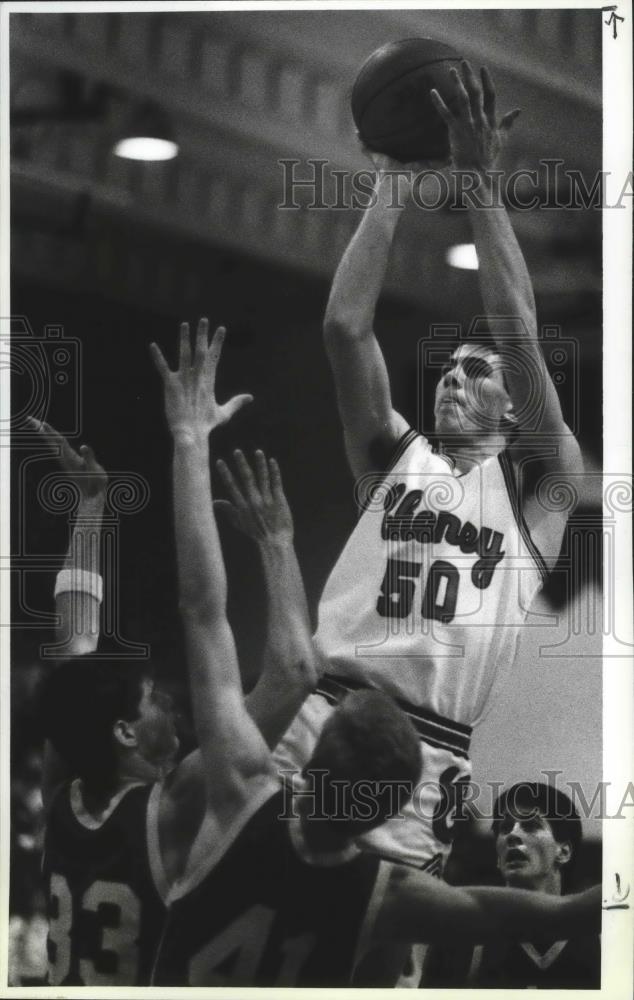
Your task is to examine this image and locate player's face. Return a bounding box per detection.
[433,345,512,437]
[495,807,569,890]
[131,677,179,770]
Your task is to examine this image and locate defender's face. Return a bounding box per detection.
[132,677,179,769]
[433,345,512,437]
[496,807,569,889]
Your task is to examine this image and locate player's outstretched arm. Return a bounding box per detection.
[28,418,107,811]
[151,320,270,803]
[323,153,411,479]
[216,450,322,747]
[464,883,602,941]
[432,63,582,480]
[28,417,107,659]
[373,864,601,946]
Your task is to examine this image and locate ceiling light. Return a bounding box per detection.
[114,136,178,161]
[113,101,178,161]
[446,243,479,270]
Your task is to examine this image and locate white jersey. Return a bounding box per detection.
[274,428,559,868]
[314,428,550,727]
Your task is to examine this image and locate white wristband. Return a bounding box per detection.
[54,569,103,603]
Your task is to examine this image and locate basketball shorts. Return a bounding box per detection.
[273,678,472,870]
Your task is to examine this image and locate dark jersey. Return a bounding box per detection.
[424,933,601,989]
[152,786,389,987]
[42,780,168,986]
[474,935,601,989]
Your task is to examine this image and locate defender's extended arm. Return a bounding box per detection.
[216,449,322,748]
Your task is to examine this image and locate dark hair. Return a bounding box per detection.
[39,659,148,797]
[491,782,583,891]
[439,341,520,445]
[303,690,421,836]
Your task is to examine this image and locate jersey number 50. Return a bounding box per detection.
[377,557,459,624]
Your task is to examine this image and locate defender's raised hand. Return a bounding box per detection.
[215,449,293,544]
[27,416,107,499]
[150,319,253,440]
[217,448,322,736]
[431,61,520,172]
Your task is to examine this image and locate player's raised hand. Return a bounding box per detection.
[26,416,107,498]
[150,319,253,440]
[215,449,294,544]
[430,61,520,172]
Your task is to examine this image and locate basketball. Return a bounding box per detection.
[351,38,462,163]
